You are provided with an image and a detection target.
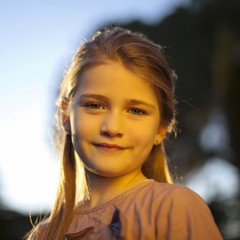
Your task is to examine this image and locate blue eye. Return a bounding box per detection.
[128,108,145,115]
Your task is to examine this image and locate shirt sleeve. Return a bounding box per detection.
[155,185,223,240]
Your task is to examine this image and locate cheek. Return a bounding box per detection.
[130,122,158,147]
[70,112,93,151]
[71,110,96,135]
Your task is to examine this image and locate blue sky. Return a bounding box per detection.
[1,0,238,214]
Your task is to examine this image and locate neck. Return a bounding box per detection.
[83,169,147,209]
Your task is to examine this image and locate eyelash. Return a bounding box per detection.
[82,102,147,116]
[84,102,105,110]
[128,108,146,116]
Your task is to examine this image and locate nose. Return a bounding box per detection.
[100,110,123,138]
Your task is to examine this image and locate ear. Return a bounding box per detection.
[61,98,71,135]
[154,127,167,145]
[62,114,71,135]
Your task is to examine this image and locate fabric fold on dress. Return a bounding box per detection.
[63,180,223,239]
[65,226,94,239]
[65,209,122,240]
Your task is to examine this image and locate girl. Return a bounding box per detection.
[26,27,223,239]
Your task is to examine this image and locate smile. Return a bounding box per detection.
[93,143,126,150]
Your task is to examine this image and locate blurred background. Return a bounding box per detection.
[0,0,240,239]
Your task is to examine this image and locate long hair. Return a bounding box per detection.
[25,26,177,240]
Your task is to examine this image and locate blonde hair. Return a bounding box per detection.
[25,26,177,240]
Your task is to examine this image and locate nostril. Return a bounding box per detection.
[100,129,123,138]
[101,129,111,137]
[100,114,123,137]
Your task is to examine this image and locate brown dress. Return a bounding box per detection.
[63,180,223,240]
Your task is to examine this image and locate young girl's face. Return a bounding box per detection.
[70,61,165,178]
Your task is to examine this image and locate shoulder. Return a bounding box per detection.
[148,179,196,195]
[148,181,223,239]
[124,179,206,208]
[148,181,212,214]
[138,180,204,203]
[121,180,212,220]
[118,181,223,239]
[136,180,219,228]
[148,180,205,202]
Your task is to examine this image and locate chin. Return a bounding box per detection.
[86,166,128,178]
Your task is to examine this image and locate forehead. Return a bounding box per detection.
[75,62,159,104]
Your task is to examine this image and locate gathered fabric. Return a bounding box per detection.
[63,180,223,240]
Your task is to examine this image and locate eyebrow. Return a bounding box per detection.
[126,99,156,110]
[78,93,156,109]
[78,93,109,103]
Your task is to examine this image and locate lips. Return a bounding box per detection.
[93,142,126,150]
